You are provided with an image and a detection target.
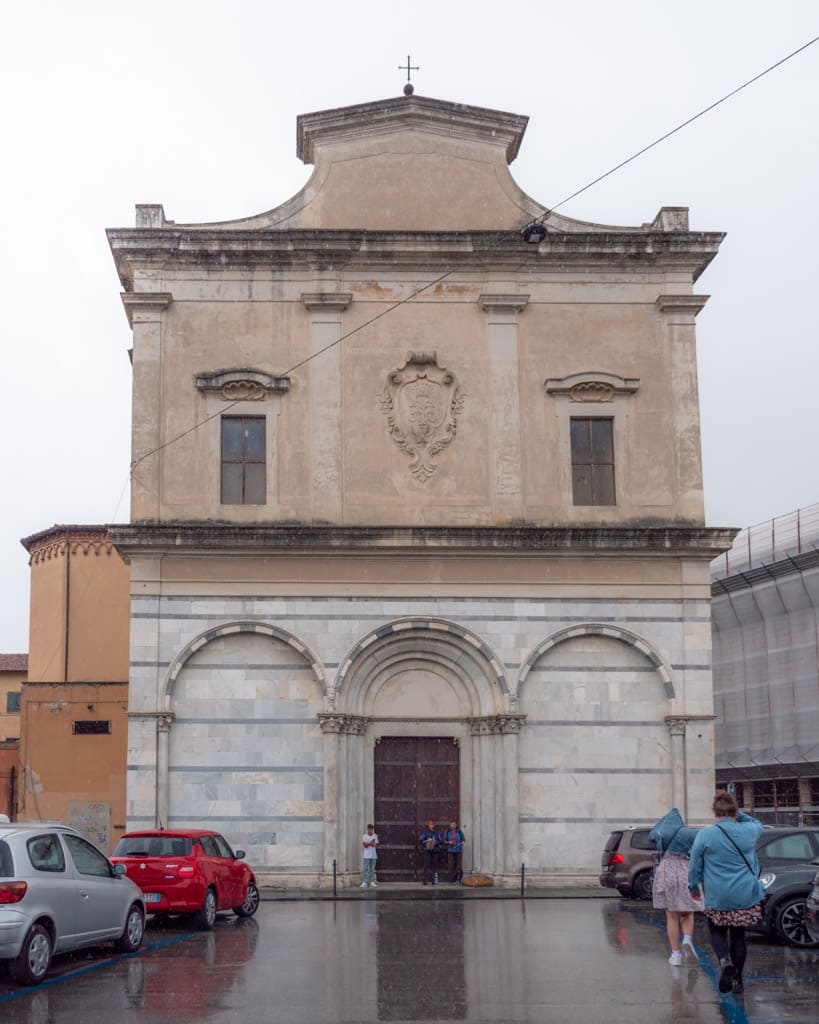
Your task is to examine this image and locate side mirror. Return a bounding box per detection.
[113,863,126,876]
[234,850,245,860]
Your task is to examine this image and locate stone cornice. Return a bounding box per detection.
[21,525,116,565]
[107,229,725,283]
[109,522,737,560]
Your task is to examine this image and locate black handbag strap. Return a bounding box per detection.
[716,822,758,878]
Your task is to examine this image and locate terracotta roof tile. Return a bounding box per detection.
[0,654,28,672]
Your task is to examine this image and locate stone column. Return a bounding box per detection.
[155,713,175,828]
[470,715,525,878]
[470,719,496,873]
[301,292,352,523]
[319,715,344,872]
[470,732,482,875]
[479,294,529,518]
[666,717,688,816]
[500,717,523,876]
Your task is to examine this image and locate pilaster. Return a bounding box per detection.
[301,292,352,522]
[479,295,529,516]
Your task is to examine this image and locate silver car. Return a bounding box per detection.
[0,822,145,985]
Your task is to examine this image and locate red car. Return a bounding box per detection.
[111,830,259,929]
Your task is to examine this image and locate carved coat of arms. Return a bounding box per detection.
[379,352,464,482]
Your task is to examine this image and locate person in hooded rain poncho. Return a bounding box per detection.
[649,808,701,966]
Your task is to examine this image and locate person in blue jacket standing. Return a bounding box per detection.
[688,791,764,996]
[443,819,466,884]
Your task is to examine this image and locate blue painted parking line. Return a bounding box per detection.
[621,903,752,1024]
[0,929,198,1004]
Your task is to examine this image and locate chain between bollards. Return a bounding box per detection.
[333,858,337,898]
[520,862,525,897]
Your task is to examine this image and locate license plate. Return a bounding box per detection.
[144,893,161,903]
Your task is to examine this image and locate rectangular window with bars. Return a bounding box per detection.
[570,417,615,505]
[221,416,266,505]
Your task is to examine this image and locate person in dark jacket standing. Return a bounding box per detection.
[688,792,764,995]
[419,819,441,885]
[443,820,466,883]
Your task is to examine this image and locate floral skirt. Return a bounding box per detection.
[705,903,763,927]
[652,853,701,912]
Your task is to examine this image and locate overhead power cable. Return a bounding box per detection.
[525,33,819,229]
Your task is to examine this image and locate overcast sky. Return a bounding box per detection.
[1,1,818,652]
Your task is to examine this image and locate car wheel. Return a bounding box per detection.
[632,870,654,901]
[116,903,145,953]
[775,896,819,948]
[616,887,632,898]
[233,881,260,918]
[195,887,217,930]
[10,923,53,986]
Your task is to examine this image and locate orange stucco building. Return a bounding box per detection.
[18,526,130,850]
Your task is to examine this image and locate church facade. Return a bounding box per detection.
[108,93,732,885]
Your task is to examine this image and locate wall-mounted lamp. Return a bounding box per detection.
[521,221,547,244]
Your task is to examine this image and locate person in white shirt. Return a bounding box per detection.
[361,824,379,887]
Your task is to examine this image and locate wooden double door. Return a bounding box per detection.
[373,737,459,881]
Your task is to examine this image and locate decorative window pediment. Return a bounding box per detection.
[194,368,290,402]
[545,371,639,404]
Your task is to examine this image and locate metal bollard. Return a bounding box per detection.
[333,858,337,898]
[520,862,525,898]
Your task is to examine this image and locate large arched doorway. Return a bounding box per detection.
[321,618,520,882]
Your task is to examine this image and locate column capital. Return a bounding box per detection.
[655,294,709,316]
[121,291,173,327]
[128,710,175,730]
[478,293,530,315]
[319,713,369,735]
[468,713,526,735]
[664,713,716,735]
[301,292,353,311]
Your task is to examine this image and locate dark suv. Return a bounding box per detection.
[599,828,656,899]
[753,826,819,947]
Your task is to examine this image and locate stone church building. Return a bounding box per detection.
[108,91,733,886]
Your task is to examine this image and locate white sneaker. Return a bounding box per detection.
[360,882,368,887]
[668,950,683,966]
[682,940,696,961]
[371,881,378,888]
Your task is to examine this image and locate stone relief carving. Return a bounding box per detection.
[379,351,464,482]
[569,381,615,403]
[221,380,266,401]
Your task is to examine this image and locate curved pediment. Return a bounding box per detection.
[194,368,290,401]
[159,94,687,236]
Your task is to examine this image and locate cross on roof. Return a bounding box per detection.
[398,55,419,83]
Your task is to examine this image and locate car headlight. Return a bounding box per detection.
[759,872,776,890]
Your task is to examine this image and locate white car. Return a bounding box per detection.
[0,822,145,985]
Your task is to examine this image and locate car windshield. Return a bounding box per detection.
[114,836,192,857]
[0,840,12,877]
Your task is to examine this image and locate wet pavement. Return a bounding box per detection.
[0,897,816,1023]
